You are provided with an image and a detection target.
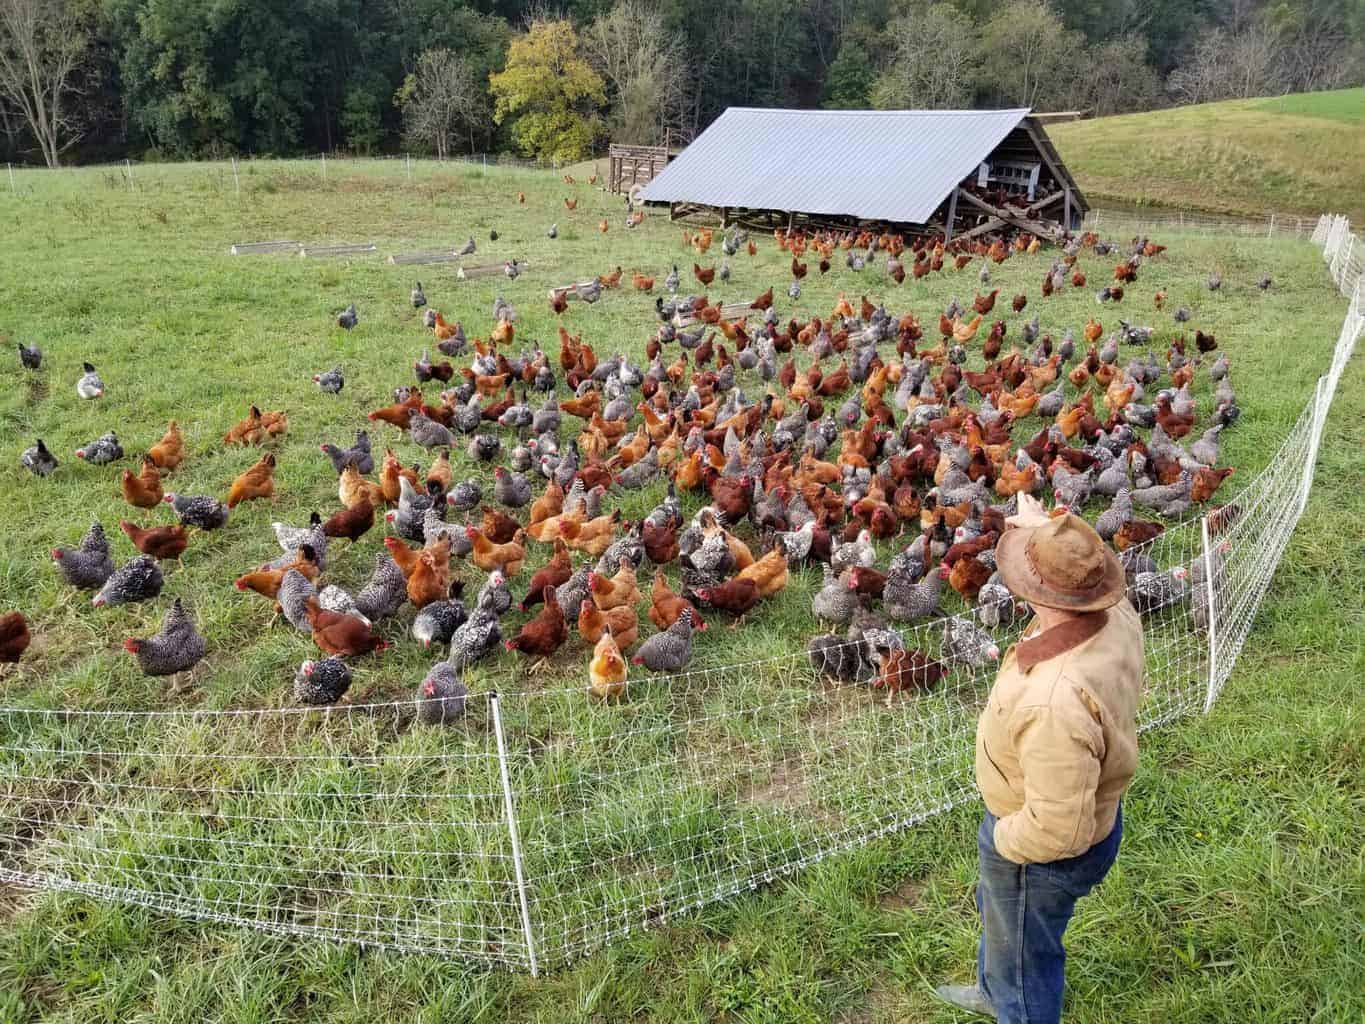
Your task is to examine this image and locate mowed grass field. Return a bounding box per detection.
[1051,87,1365,223]
[0,160,1362,1022]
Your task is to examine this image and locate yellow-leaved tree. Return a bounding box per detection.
[489,19,605,164]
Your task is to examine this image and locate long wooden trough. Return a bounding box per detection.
[229,240,301,255]
[299,243,378,259]
[674,300,758,327]
[457,261,528,281]
[388,250,465,266]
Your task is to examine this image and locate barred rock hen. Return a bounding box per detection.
[123,598,206,676]
[631,608,695,672]
[92,555,163,608]
[293,658,352,705]
[52,522,114,590]
[417,663,468,724]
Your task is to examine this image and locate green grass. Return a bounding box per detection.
[1051,88,1365,223]
[0,159,1361,1021]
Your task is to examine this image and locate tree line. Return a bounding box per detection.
[2,0,1362,167]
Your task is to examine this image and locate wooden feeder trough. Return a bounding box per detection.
[548,280,601,302]
[229,240,301,255]
[300,243,378,259]
[388,250,466,266]
[457,261,527,281]
[674,300,757,328]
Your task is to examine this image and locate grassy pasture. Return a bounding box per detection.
[1051,87,1365,223]
[0,159,1361,1022]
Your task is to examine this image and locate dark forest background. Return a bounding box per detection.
[2,0,1362,166]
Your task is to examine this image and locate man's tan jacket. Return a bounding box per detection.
[975,598,1145,864]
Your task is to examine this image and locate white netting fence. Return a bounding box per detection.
[1,215,1360,972]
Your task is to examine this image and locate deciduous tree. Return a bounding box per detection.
[871,4,979,109]
[0,0,91,167]
[489,18,605,163]
[395,48,488,159]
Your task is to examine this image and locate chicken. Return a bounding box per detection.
[505,586,570,663]
[92,555,164,608]
[354,554,408,622]
[224,405,287,446]
[304,597,389,657]
[75,431,123,465]
[587,560,642,611]
[735,544,789,600]
[314,367,344,393]
[322,497,374,543]
[407,548,452,609]
[52,521,114,590]
[941,556,991,603]
[973,289,999,315]
[123,598,206,676]
[873,647,947,707]
[694,576,761,621]
[76,362,104,399]
[942,615,1001,668]
[648,570,706,632]
[577,594,639,648]
[588,630,629,702]
[641,520,680,564]
[416,663,469,724]
[234,544,321,599]
[164,493,230,530]
[339,465,385,509]
[20,439,57,476]
[1,612,32,664]
[143,421,185,471]
[120,457,164,508]
[632,607,695,672]
[465,526,527,576]
[226,452,277,508]
[17,342,41,370]
[119,520,188,562]
[293,658,352,705]
[693,263,715,286]
[412,584,469,648]
[559,511,621,558]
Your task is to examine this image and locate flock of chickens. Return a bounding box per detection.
[5,193,1249,720]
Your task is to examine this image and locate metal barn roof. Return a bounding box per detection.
[641,107,1037,224]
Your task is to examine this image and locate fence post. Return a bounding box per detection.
[490,691,539,976]
[1200,516,1220,713]
[482,153,487,175]
[1267,213,1275,238]
[7,163,13,193]
[231,156,240,196]
[405,153,411,183]
[125,159,134,192]
[321,152,326,181]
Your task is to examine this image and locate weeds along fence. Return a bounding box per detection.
[0,216,1360,974]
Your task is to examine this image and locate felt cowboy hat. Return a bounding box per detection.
[995,512,1126,612]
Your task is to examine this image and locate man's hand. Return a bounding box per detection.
[1005,492,1051,530]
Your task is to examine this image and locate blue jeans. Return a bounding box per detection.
[976,806,1122,1024]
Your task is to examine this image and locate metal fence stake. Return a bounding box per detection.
[491,692,539,976]
[7,163,13,193]
[125,158,134,191]
[321,152,326,180]
[231,156,240,196]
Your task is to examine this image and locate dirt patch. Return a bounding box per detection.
[741,757,812,811]
[836,976,901,1024]
[878,876,927,912]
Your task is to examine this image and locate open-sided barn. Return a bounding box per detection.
[640,107,1087,241]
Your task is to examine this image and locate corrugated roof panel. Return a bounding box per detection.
[641,107,1032,224]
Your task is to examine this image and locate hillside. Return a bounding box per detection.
[1051,88,1365,223]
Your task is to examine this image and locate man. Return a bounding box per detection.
[936,494,1144,1023]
